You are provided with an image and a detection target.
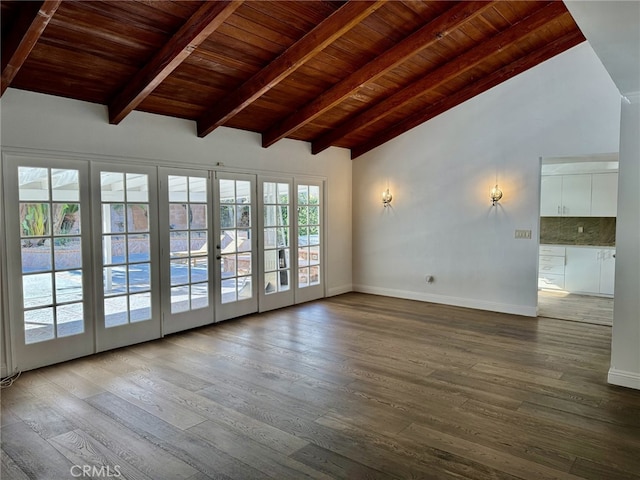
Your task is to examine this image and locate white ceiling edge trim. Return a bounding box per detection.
[622,91,640,104]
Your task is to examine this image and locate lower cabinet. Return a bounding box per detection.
[599,252,616,295]
[538,246,565,290]
[564,247,615,296]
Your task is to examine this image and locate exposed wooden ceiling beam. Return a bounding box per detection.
[1,0,61,97]
[313,1,567,155]
[108,1,243,125]
[351,29,585,159]
[261,0,495,149]
[197,0,387,138]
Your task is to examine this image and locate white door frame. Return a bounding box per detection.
[2,155,95,371]
[92,163,162,352]
[258,176,295,312]
[159,168,215,334]
[214,171,258,321]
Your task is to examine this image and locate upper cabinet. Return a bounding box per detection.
[541,173,617,217]
[590,173,618,217]
[540,176,563,216]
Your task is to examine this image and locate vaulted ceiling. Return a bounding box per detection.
[1,1,585,159]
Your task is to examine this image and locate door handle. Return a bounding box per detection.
[216,255,221,260]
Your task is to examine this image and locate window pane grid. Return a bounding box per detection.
[101,172,151,327]
[263,182,290,295]
[221,179,252,304]
[297,184,320,289]
[18,167,84,344]
[168,175,209,313]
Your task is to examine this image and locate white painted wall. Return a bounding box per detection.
[0,90,353,373]
[0,89,353,295]
[565,0,640,392]
[609,95,640,389]
[352,43,621,316]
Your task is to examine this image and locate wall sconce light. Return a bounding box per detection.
[382,188,393,207]
[490,184,503,206]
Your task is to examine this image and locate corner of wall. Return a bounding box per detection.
[608,368,640,390]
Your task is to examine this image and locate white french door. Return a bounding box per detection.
[3,157,94,371]
[159,169,214,334]
[2,154,327,373]
[259,178,294,311]
[295,180,324,303]
[93,164,161,352]
[214,172,258,321]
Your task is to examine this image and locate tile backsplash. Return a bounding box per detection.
[540,217,616,246]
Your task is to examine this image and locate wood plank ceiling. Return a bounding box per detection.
[1,0,585,159]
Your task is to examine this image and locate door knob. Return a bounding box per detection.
[216,255,221,260]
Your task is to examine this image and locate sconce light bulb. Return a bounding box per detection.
[382,188,392,207]
[490,184,503,206]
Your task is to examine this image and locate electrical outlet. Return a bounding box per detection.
[515,229,532,239]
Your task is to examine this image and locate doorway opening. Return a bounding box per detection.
[538,155,618,326]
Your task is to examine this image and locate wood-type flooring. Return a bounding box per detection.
[2,293,639,479]
[538,290,614,326]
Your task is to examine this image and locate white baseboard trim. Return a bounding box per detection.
[608,368,640,390]
[352,284,537,317]
[327,284,353,297]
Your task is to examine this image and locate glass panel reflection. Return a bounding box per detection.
[104,296,128,328]
[191,282,208,310]
[127,204,149,232]
[171,286,189,314]
[169,204,188,230]
[189,177,206,203]
[130,292,151,323]
[56,303,84,337]
[103,266,127,296]
[128,263,151,293]
[51,169,79,202]
[168,175,188,203]
[22,238,52,273]
[23,273,53,308]
[190,204,207,229]
[101,172,124,202]
[126,173,148,203]
[24,308,54,344]
[19,167,49,201]
[20,203,51,237]
[55,270,83,303]
[53,203,80,235]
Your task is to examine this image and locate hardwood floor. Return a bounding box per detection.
[537,289,614,326]
[2,293,639,480]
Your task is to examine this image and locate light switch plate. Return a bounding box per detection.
[515,229,532,239]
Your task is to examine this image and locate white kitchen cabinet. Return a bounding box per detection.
[560,174,592,216]
[565,247,601,293]
[540,174,591,216]
[591,173,618,217]
[541,173,619,217]
[538,246,565,290]
[540,176,563,216]
[599,250,616,295]
[564,246,615,296]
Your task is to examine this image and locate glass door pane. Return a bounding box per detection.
[94,166,160,351]
[160,169,213,334]
[259,179,294,312]
[214,173,257,321]
[3,157,94,371]
[295,181,324,304]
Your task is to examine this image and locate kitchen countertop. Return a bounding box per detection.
[540,244,615,249]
